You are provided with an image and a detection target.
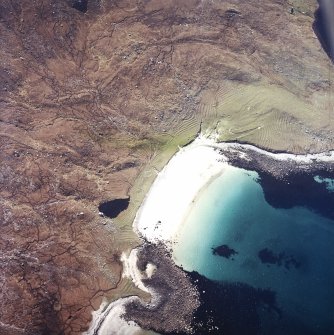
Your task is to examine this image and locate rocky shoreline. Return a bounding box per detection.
[124,243,200,334]
[219,144,334,220]
[120,141,334,335]
[219,143,334,179]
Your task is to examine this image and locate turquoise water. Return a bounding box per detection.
[173,166,334,334]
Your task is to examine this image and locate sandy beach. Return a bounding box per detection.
[85,248,163,335]
[133,136,230,244]
[83,297,142,335]
[86,135,334,334]
[134,135,334,245]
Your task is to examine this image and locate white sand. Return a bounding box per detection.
[133,136,230,244]
[121,248,160,306]
[121,249,150,293]
[86,135,334,334]
[134,135,334,244]
[83,297,142,335]
[86,248,161,335]
[145,263,157,278]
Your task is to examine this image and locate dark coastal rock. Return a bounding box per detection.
[179,271,281,335]
[220,145,334,220]
[124,243,200,334]
[212,244,238,259]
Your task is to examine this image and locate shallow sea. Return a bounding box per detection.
[173,166,334,335]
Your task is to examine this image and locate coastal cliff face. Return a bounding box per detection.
[0,0,333,334]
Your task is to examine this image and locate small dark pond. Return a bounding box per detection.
[98,198,130,218]
[72,0,88,13]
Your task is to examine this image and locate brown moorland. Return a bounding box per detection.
[0,0,333,334]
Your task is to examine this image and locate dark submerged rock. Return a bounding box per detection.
[212,244,238,259]
[258,248,301,271]
[258,248,281,265]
